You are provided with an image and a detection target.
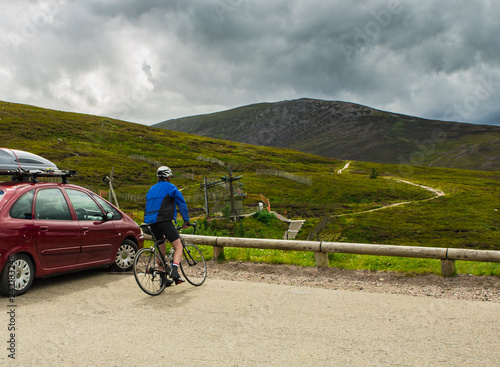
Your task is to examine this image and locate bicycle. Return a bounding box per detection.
[133,221,207,296]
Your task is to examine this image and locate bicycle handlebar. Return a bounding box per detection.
[177,220,197,235]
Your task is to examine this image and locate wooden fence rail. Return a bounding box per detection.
[174,234,500,277]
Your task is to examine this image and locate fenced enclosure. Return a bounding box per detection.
[256,169,313,186]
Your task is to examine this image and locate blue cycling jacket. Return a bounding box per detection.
[144,180,190,224]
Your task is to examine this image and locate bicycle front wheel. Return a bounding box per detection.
[180,244,207,286]
[134,248,167,296]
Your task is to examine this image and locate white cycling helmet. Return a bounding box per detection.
[157,166,173,178]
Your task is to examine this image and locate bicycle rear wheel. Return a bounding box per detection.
[134,248,167,296]
[180,243,207,286]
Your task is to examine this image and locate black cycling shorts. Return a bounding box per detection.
[150,221,180,244]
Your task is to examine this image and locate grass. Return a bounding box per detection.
[218,248,316,266]
[178,243,500,277]
[180,217,500,277]
[156,98,500,172]
[1,101,499,277]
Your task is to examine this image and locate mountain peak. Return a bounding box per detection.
[155,98,500,171]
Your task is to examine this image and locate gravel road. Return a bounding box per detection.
[1,261,499,366]
[209,261,500,303]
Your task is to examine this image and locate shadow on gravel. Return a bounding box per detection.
[20,268,131,303]
[131,284,201,309]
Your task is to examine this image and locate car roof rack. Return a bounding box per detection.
[0,169,77,184]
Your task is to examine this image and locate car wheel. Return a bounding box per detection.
[112,239,138,272]
[0,254,35,296]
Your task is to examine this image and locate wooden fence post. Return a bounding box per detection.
[441,260,456,277]
[178,235,500,273]
[213,246,225,260]
[314,252,329,268]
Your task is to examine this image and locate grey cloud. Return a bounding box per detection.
[1,0,500,125]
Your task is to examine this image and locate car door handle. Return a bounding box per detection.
[82,227,89,232]
[40,226,49,231]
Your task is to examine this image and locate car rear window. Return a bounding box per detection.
[0,190,4,202]
[35,188,72,221]
[10,190,34,219]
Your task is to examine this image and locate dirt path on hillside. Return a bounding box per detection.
[394,178,445,199]
[337,160,351,173]
[333,162,445,217]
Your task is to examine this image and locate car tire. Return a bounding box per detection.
[0,254,35,297]
[112,239,138,272]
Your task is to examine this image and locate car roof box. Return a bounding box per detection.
[0,148,76,182]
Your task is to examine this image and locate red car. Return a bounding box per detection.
[0,178,144,296]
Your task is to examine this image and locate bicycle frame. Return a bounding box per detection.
[140,222,198,266]
[135,221,205,295]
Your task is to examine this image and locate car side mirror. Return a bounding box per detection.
[105,211,114,221]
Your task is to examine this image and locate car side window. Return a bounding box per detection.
[35,189,72,221]
[66,189,104,221]
[92,194,122,220]
[10,190,35,219]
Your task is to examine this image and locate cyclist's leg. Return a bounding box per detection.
[161,221,183,281]
[171,238,183,264]
[161,221,182,264]
[150,222,168,258]
[157,241,166,259]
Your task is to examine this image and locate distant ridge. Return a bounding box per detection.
[1,100,498,250]
[155,98,500,171]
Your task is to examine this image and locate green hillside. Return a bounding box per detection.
[156,98,500,171]
[1,101,499,252]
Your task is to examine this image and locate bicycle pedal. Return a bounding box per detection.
[174,278,185,285]
[162,278,174,287]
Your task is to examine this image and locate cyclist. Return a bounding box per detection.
[144,166,190,284]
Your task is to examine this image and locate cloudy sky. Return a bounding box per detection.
[2,0,500,126]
